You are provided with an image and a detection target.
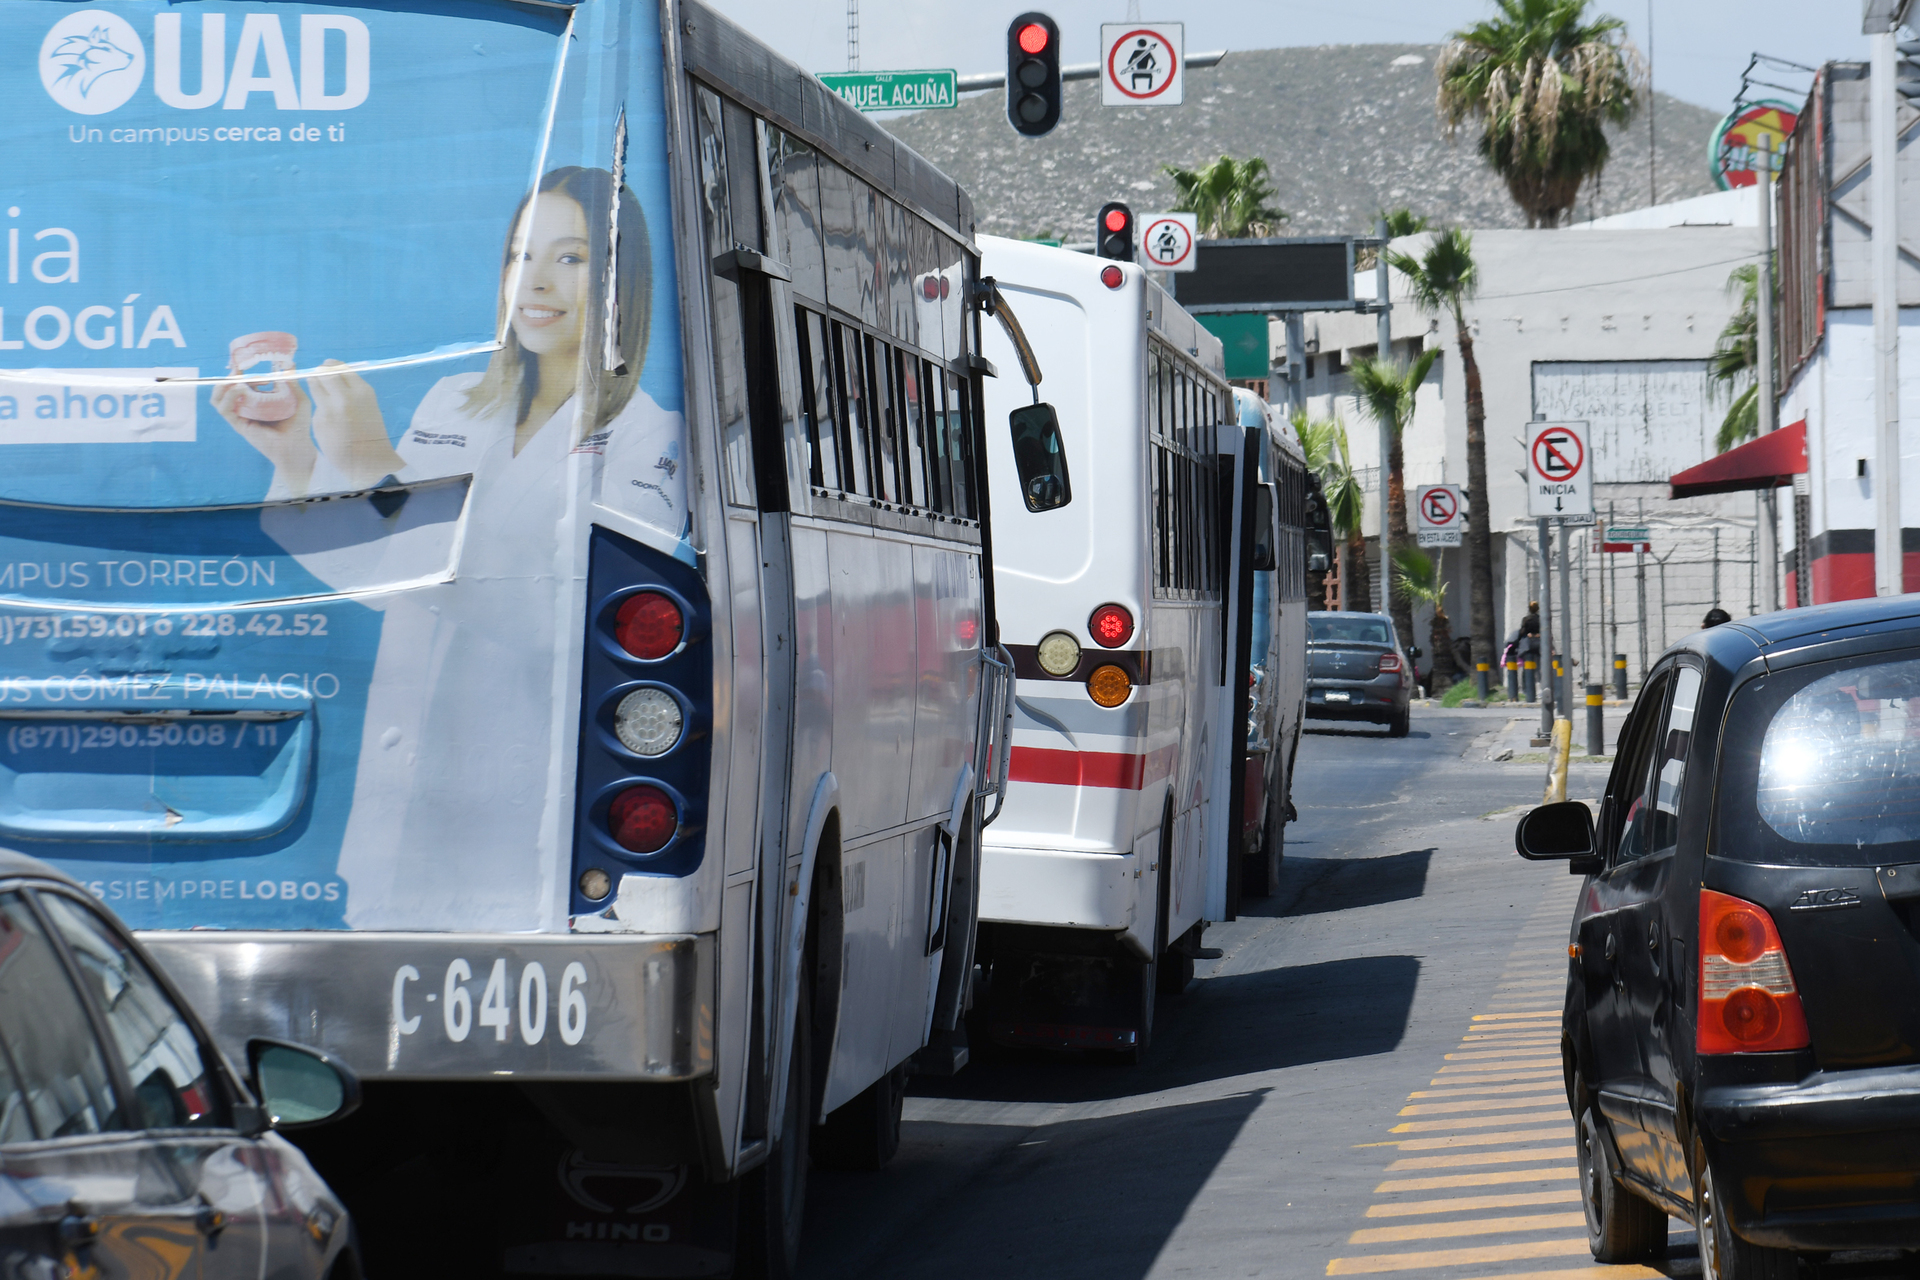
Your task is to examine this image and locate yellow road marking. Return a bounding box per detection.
[1365,1189,1580,1216]
[1471,1011,1560,1021]
[1433,1066,1563,1081]
[1375,1168,1578,1192]
[1350,1212,1586,1245]
[1452,1270,1665,1280]
[1399,1097,1568,1116]
[1461,1033,1560,1044]
[1391,1109,1565,1133]
[1445,1049,1563,1061]
[1326,1236,1590,1273]
[1384,1147,1575,1171]
[1393,1126,1569,1150]
[1409,1082,1564,1099]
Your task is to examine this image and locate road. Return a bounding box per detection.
[797,708,1640,1280]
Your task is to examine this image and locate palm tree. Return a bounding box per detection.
[1436,0,1646,228]
[1163,156,1288,238]
[1351,349,1439,650]
[1393,546,1462,694]
[1388,226,1494,697]
[1710,262,1762,453]
[1294,411,1369,610]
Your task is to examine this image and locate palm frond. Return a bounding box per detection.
[1392,544,1448,608]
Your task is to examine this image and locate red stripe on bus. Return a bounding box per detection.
[1008,745,1179,791]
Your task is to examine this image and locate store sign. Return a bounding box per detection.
[1712,100,1798,190]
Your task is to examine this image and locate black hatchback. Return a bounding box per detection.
[1516,598,1920,1279]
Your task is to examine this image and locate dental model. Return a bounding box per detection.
[228,332,298,421]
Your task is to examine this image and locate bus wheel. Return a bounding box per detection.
[737,982,810,1279]
[812,1062,905,1171]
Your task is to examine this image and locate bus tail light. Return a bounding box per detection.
[1698,888,1809,1055]
[1100,265,1124,289]
[615,591,683,660]
[609,785,677,854]
[1087,664,1131,707]
[1089,603,1133,648]
[1378,654,1402,673]
[1036,630,1081,676]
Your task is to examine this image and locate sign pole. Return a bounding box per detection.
[1558,519,1574,713]
[1756,133,1781,613]
[1375,217,1392,618]
[1537,516,1555,740]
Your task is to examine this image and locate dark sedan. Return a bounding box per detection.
[1516,596,1920,1279]
[0,849,362,1280]
[1307,611,1412,736]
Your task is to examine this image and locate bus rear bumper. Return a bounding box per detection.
[978,844,1134,930]
[140,930,715,1084]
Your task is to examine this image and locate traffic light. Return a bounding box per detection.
[1006,13,1061,137]
[1096,202,1134,261]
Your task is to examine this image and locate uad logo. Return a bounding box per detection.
[39,9,370,117]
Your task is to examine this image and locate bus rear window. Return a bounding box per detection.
[1719,652,1920,866]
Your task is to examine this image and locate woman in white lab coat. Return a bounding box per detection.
[214,167,687,929]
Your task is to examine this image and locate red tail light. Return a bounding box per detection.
[1378,654,1402,673]
[609,784,677,853]
[1698,888,1809,1054]
[1089,603,1133,648]
[1100,265,1124,289]
[615,591,683,661]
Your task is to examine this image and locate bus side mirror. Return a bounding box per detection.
[1307,552,1329,572]
[1009,403,1072,512]
[1252,487,1276,571]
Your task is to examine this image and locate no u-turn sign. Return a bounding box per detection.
[1526,420,1592,518]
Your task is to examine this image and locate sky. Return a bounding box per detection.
[702,0,1863,114]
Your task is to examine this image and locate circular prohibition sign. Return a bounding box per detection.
[1531,428,1585,482]
[1105,29,1179,101]
[1141,217,1194,268]
[1420,487,1459,526]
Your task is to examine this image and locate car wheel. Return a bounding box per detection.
[1387,707,1410,737]
[1578,1109,1665,1262]
[1697,1160,1794,1280]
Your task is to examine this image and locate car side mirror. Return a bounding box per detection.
[1515,801,1602,874]
[247,1038,361,1130]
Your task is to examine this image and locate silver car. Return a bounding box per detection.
[0,849,362,1280]
[1307,611,1413,737]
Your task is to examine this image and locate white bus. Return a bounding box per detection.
[969,237,1301,1060]
[0,0,1010,1273]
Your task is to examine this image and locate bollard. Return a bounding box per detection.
[1475,661,1490,702]
[1523,658,1537,702]
[1545,718,1572,804]
[1587,683,1605,758]
[1613,653,1628,701]
[1505,660,1520,701]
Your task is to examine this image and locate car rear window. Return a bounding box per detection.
[1718,650,1920,866]
[1311,617,1390,645]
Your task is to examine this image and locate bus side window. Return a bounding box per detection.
[795,308,840,491]
[693,86,755,509]
[943,368,974,519]
[899,352,930,511]
[831,322,872,496]
[867,335,900,505]
[915,358,947,514]
[766,128,826,305]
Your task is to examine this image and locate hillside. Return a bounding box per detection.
[883,44,1724,239]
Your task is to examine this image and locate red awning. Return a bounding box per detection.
[1669,419,1807,499]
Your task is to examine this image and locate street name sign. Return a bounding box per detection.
[818,69,957,113]
[1415,484,1463,547]
[1101,23,1184,106]
[1599,525,1652,553]
[1526,420,1593,519]
[1138,213,1199,271]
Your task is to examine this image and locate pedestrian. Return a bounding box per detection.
[1703,607,1732,628]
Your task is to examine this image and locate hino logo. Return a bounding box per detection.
[1789,887,1863,912]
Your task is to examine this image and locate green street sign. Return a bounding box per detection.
[818,69,958,113]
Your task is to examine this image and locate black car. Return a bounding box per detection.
[1516,597,1920,1279]
[0,849,362,1279]
[1307,611,1413,736]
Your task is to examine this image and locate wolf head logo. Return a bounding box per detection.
[49,26,135,99]
[39,11,146,115]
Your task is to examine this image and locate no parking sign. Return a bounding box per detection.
[1526,420,1592,518]
[1415,484,1463,547]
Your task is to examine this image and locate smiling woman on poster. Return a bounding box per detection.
[214,166,687,929]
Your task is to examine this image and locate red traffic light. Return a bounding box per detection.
[1103,208,1129,233]
[1017,22,1049,54]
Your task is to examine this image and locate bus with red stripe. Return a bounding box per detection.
[970,235,1305,1059]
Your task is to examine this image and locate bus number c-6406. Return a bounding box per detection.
[392,960,587,1047]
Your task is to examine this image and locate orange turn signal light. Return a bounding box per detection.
[1087,664,1131,707]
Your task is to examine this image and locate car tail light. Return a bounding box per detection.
[1378,654,1402,673]
[1089,603,1133,648]
[608,784,676,854]
[615,591,683,660]
[1087,664,1131,707]
[1698,888,1809,1054]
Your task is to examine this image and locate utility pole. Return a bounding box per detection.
[846,0,858,71]
[1870,3,1907,596]
[1756,132,1781,613]
[1375,217,1393,616]
[1646,0,1657,206]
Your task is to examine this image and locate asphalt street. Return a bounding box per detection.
[797,707,1625,1280]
